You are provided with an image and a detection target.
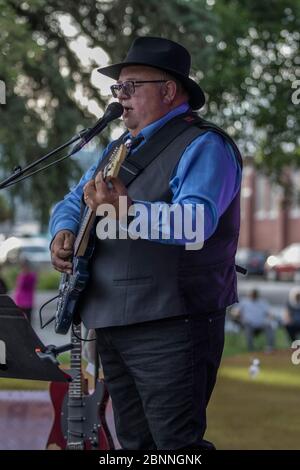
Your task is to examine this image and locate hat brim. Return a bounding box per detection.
[97,62,205,110]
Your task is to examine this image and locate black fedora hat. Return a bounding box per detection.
[97,37,205,110]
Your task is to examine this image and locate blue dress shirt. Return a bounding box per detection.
[50,103,242,244]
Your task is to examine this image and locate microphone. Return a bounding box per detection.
[70,102,124,155]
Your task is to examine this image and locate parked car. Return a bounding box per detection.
[264,243,300,281]
[235,248,269,275]
[0,236,51,268]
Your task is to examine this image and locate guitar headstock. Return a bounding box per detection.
[103,144,127,180]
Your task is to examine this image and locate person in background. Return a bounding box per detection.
[234,289,276,352]
[14,258,37,324]
[283,288,300,343]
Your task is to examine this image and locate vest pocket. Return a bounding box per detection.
[113,276,154,286]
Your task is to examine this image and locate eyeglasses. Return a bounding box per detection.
[110,80,167,98]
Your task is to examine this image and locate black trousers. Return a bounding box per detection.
[285,324,300,342]
[95,309,225,450]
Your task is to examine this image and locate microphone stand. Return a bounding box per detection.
[0,102,123,191]
[0,127,91,191]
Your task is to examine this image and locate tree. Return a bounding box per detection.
[0,0,217,226]
[210,0,300,183]
[0,193,12,223]
[0,0,299,226]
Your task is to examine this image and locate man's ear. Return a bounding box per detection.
[162,81,177,104]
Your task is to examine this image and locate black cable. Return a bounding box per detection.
[38,291,97,340]
[39,294,59,329]
[71,322,96,342]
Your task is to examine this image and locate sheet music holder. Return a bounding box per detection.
[0,295,68,382]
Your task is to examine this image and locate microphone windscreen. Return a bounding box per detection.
[103,102,124,122]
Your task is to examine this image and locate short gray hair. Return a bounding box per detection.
[160,71,188,97]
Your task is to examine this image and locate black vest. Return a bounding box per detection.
[79,115,242,328]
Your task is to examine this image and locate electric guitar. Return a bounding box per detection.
[55,144,128,334]
[46,323,115,450]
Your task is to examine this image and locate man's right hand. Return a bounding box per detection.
[50,230,75,274]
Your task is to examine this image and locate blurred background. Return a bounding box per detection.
[0,0,300,450]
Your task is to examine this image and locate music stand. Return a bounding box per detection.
[0,295,68,382]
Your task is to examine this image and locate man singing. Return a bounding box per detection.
[50,36,242,450]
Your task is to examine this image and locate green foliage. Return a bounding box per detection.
[0,0,91,226]
[1,265,60,290]
[0,0,299,224]
[207,0,300,172]
[0,264,19,290]
[37,269,60,290]
[0,194,13,222]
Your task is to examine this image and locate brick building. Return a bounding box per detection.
[239,159,300,253]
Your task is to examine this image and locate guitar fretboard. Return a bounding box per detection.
[74,143,128,258]
[69,323,83,398]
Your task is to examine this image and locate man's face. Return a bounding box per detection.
[117,65,168,136]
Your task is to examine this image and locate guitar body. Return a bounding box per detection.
[55,249,93,335]
[46,379,114,450]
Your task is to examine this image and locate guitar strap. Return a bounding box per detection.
[78,111,243,235]
[82,111,242,201]
[118,113,242,187]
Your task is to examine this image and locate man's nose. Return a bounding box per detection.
[117,86,129,100]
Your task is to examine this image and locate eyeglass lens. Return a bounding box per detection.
[111,81,134,98]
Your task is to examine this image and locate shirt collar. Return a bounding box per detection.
[126,102,190,143]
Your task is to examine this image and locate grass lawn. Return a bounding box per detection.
[206,348,300,449]
[223,326,290,357]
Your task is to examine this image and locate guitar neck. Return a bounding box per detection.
[66,323,85,449]
[69,323,83,398]
[74,143,128,258]
[74,208,95,257]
